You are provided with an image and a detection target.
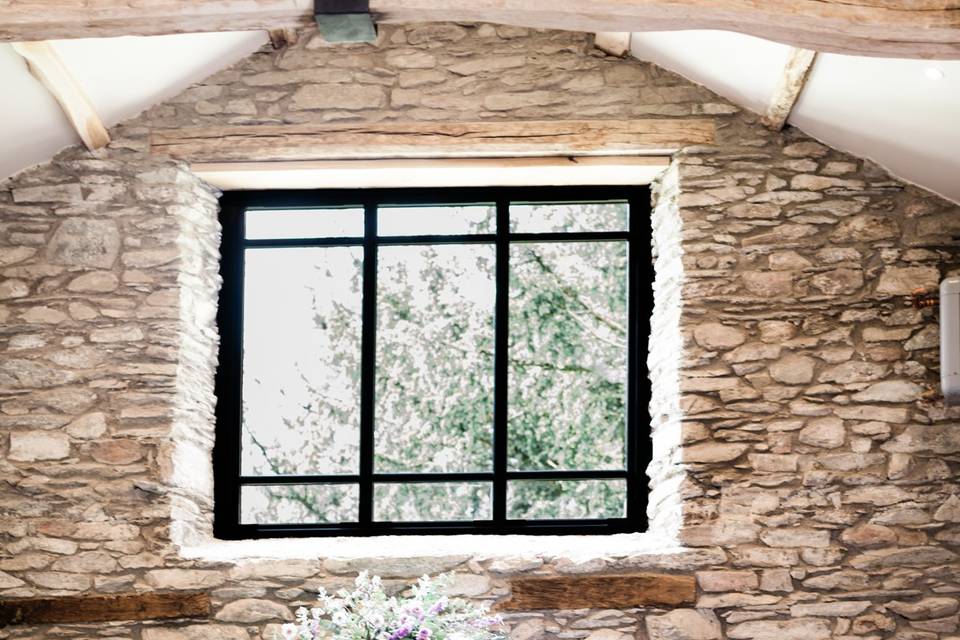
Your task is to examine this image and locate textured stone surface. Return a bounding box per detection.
[646,609,721,639]
[0,20,957,640]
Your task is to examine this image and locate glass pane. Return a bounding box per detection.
[241,484,358,524]
[378,205,495,236]
[242,247,363,476]
[508,479,626,519]
[508,242,628,471]
[245,208,364,239]
[510,201,628,233]
[375,483,491,522]
[376,244,495,472]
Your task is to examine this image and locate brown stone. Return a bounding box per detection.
[769,354,816,385]
[742,271,793,296]
[90,439,144,465]
[842,523,897,547]
[692,323,746,350]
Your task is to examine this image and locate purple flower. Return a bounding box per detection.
[418,629,431,640]
[406,605,425,620]
[428,597,448,615]
[389,624,413,640]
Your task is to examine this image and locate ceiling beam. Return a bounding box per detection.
[0,1,958,59]
[762,47,817,130]
[12,41,110,151]
[148,119,716,163]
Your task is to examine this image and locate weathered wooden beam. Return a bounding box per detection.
[0,1,958,59]
[0,592,210,627]
[11,41,110,151]
[594,32,632,57]
[498,573,696,611]
[150,120,715,163]
[762,47,818,130]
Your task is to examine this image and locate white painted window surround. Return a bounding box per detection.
[172,158,686,563]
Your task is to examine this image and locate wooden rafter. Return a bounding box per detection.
[0,1,958,59]
[12,41,110,150]
[762,47,818,130]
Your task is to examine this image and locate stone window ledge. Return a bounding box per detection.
[178,531,684,564]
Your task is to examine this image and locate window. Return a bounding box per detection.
[214,186,651,538]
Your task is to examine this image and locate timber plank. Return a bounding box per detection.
[149,120,716,163]
[0,591,210,627]
[498,573,696,610]
[0,0,958,58]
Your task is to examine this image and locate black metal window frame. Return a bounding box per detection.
[214,185,652,539]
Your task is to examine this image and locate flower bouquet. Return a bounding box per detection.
[280,572,505,640]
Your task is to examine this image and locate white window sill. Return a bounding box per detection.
[179,531,683,564]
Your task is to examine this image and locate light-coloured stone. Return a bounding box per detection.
[876,266,940,296]
[935,495,960,522]
[798,417,845,448]
[790,601,870,617]
[760,527,830,548]
[727,618,831,640]
[215,599,291,623]
[145,569,227,589]
[8,431,70,461]
[291,84,387,110]
[769,354,816,385]
[887,598,959,620]
[696,570,758,592]
[324,555,470,577]
[683,442,749,463]
[142,626,250,640]
[851,380,923,403]
[693,323,746,350]
[66,271,120,293]
[47,218,120,268]
[646,609,722,640]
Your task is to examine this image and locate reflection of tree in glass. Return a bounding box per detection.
[243,203,630,524]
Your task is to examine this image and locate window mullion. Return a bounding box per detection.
[358,202,379,524]
[493,199,509,523]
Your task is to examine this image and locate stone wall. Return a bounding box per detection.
[1,22,959,640]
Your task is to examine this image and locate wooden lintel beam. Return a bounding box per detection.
[0,592,210,626]
[762,47,817,130]
[0,1,958,59]
[12,41,110,151]
[149,119,716,163]
[497,573,697,611]
[594,32,632,57]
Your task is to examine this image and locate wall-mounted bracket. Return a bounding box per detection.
[315,0,376,43]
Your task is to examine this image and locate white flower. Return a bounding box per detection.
[281,623,299,640]
[333,610,351,626]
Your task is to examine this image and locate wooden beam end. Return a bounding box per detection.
[498,573,697,611]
